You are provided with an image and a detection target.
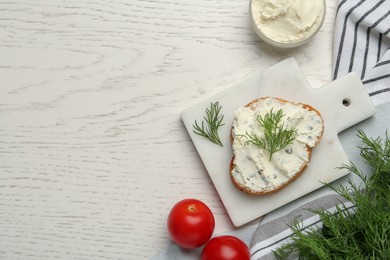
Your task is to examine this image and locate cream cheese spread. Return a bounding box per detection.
[231,97,323,193]
[251,0,325,44]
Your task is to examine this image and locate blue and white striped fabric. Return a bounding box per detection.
[249,3,390,258]
[333,0,390,105]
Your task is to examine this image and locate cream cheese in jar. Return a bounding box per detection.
[250,0,325,47]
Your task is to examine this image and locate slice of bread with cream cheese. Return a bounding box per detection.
[230,97,324,195]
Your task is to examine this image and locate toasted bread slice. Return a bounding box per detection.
[230,97,324,195]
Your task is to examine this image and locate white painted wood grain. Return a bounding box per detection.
[0,0,336,258]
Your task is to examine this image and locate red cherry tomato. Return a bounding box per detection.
[167,199,215,249]
[201,235,251,260]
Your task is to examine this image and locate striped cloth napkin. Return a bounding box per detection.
[250,1,390,258]
[153,1,390,259]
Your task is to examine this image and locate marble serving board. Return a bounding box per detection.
[181,58,376,227]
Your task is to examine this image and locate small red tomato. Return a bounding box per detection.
[167,199,215,249]
[201,235,251,260]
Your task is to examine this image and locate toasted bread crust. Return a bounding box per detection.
[230,97,324,195]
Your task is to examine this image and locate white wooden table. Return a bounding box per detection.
[0,0,336,258]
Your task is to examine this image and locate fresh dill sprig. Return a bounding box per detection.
[273,130,390,259]
[244,108,296,160]
[193,102,224,147]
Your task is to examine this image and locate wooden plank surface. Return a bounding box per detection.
[0,0,336,258]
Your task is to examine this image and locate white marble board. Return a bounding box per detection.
[180,58,376,227]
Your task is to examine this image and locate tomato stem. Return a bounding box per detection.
[188,204,197,213]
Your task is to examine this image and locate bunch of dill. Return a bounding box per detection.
[274,130,390,259]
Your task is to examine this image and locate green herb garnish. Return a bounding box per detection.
[244,108,296,161]
[274,130,390,259]
[193,102,224,147]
